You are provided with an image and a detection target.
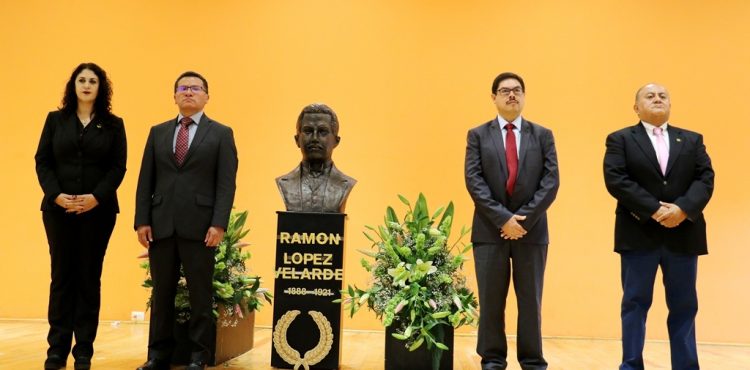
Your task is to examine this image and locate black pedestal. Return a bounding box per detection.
[271,211,345,370]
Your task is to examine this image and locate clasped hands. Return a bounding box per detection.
[500,214,527,240]
[651,202,687,228]
[136,225,225,249]
[55,193,98,214]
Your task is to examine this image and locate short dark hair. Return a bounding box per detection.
[296,103,339,136]
[491,72,525,94]
[60,62,113,118]
[174,71,209,94]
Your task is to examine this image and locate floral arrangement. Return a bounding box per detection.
[140,210,272,327]
[337,194,477,358]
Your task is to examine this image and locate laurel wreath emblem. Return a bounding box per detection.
[273,310,334,370]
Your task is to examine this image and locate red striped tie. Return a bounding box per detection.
[504,123,518,195]
[175,117,192,166]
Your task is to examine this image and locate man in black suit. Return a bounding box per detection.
[604,83,714,370]
[465,72,559,370]
[134,71,238,370]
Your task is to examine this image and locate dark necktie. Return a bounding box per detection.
[504,123,518,195]
[175,117,192,166]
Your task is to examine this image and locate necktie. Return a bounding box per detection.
[504,123,518,195]
[654,127,668,175]
[175,117,192,166]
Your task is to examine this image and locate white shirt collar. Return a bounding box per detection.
[640,120,668,134]
[497,115,522,130]
[177,111,204,125]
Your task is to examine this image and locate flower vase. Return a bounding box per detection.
[384,324,454,370]
[171,306,255,366]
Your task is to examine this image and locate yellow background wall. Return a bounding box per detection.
[1,1,749,344]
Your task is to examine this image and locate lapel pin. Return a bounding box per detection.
[676,138,681,142]
[96,124,102,128]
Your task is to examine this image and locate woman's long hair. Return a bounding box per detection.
[59,62,113,119]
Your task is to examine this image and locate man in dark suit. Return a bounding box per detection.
[134,71,238,370]
[604,83,714,370]
[465,72,559,370]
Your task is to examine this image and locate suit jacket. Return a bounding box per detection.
[465,117,559,245]
[35,110,127,213]
[134,114,238,241]
[275,162,356,213]
[603,122,714,255]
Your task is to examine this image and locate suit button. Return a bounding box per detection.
[77,151,82,157]
[663,181,667,185]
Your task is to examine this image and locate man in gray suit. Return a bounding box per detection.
[465,72,559,370]
[134,71,238,370]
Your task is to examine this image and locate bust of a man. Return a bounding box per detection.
[276,103,356,213]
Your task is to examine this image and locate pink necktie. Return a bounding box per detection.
[175,117,192,166]
[504,123,518,195]
[654,127,668,175]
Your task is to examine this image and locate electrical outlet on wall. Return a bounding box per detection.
[131,311,145,322]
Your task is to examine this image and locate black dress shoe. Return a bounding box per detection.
[44,355,66,370]
[74,357,91,370]
[186,360,207,370]
[136,358,170,370]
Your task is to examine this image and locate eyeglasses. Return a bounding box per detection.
[176,85,205,93]
[496,87,524,96]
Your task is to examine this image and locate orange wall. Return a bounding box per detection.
[1,1,749,344]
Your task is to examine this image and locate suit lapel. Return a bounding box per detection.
[517,119,531,174]
[665,127,685,176]
[631,123,662,174]
[488,118,507,175]
[60,113,80,148]
[164,117,180,167]
[182,114,213,165]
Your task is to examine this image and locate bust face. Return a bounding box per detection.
[295,113,340,163]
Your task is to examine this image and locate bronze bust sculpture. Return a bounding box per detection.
[276,103,356,213]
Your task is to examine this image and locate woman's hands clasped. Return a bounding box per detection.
[55,193,99,214]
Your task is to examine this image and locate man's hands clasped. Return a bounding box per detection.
[501,214,527,240]
[651,202,687,228]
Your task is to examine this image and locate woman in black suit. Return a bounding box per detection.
[35,63,127,370]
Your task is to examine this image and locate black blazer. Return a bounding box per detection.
[603,122,714,255]
[134,114,238,241]
[465,118,560,245]
[35,110,127,213]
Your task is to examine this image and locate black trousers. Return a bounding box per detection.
[147,236,215,363]
[42,208,116,360]
[473,241,548,370]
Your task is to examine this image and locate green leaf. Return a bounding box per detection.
[408,336,424,351]
[430,311,451,319]
[439,202,454,237]
[397,194,411,207]
[434,342,449,350]
[362,231,375,243]
[391,333,408,340]
[386,206,399,223]
[430,206,445,221]
[358,249,378,258]
[404,325,413,337]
